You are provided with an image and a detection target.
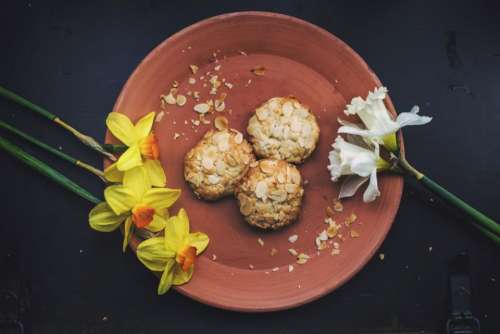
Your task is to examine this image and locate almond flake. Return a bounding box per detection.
[193,91,200,99]
[257,238,264,247]
[272,267,279,272]
[350,230,360,238]
[296,253,310,265]
[333,242,340,249]
[194,103,210,114]
[176,94,187,106]
[255,181,268,199]
[251,66,266,76]
[270,248,278,256]
[155,111,165,123]
[224,82,233,89]
[214,116,229,130]
[326,206,335,217]
[214,64,221,71]
[163,93,176,105]
[188,77,196,85]
[212,254,217,261]
[331,249,340,256]
[288,248,298,256]
[239,50,248,56]
[248,264,254,269]
[173,133,180,140]
[191,119,200,126]
[327,223,339,238]
[345,213,357,227]
[207,174,220,185]
[189,64,199,74]
[288,234,298,243]
[333,200,343,212]
[234,132,243,144]
[214,100,225,112]
[288,264,294,272]
[172,80,179,88]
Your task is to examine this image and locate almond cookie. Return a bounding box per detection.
[235,159,304,230]
[247,97,320,164]
[184,129,255,200]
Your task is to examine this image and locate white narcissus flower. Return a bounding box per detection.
[338,86,432,151]
[327,136,389,203]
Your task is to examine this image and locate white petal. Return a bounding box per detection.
[396,105,432,128]
[350,154,377,177]
[363,170,380,202]
[339,175,369,199]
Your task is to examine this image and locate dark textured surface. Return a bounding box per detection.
[0,1,499,333]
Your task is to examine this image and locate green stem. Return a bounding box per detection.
[0,85,56,120]
[398,156,500,242]
[102,143,127,154]
[0,85,116,161]
[419,175,500,236]
[0,136,101,204]
[0,120,105,181]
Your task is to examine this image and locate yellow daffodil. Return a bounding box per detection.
[106,111,166,185]
[89,167,181,251]
[136,208,209,295]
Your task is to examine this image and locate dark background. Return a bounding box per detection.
[1,1,499,333]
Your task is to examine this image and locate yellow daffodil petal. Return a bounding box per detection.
[146,214,167,232]
[186,232,210,255]
[142,187,181,211]
[164,212,188,253]
[158,259,176,295]
[88,202,126,232]
[122,216,133,252]
[123,166,151,198]
[117,144,142,171]
[137,237,175,272]
[134,112,155,139]
[103,162,123,183]
[143,159,167,187]
[104,185,137,215]
[106,112,138,146]
[172,263,194,286]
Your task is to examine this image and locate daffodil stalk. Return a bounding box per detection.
[330,86,500,244]
[0,136,101,204]
[0,120,105,182]
[0,85,116,161]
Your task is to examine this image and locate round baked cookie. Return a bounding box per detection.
[184,129,255,200]
[247,97,320,164]
[235,159,304,230]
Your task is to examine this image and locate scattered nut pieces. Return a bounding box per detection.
[296,253,310,265]
[163,93,176,105]
[272,267,279,272]
[327,221,340,238]
[214,99,225,112]
[214,116,229,130]
[176,94,187,106]
[270,248,278,256]
[288,234,298,243]
[257,238,264,247]
[173,133,180,140]
[326,206,335,217]
[350,229,360,238]
[212,254,217,261]
[333,200,343,212]
[288,248,298,256]
[189,64,199,74]
[251,66,266,76]
[224,82,233,89]
[331,249,340,256]
[345,213,357,227]
[288,264,294,272]
[194,103,210,114]
[155,111,165,123]
[188,77,196,85]
[214,64,221,71]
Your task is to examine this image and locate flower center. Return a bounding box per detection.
[176,246,197,272]
[140,133,160,160]
[131,205,155,228]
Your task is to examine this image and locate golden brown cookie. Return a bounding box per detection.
[184,129,255,200]
[247,97,320,164]
[235,159,304,230]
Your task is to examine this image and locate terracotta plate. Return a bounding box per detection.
[107,12,403,312]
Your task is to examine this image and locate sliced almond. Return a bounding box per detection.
[214,100,225,112]
[155,111,165,123]
[259,159,277,174]
[350,230,360,238]
[163,93,176,105]
[189,64,199,74]
[224,82,233,89]
[288,234,298,243]
[176,94,187,106]
[282,101,293,116]
[215,160,226,175]
[288,248,298,256]
[255,181,268,200]
[270,248,278,256]
[214,64,221,71]
[194,103,210,114]
[207,174,220,185]
[257,238,264,247]
[288,264,294,272]
[202,157,214,170]
[333,200,343,212]
[214,116,229,131]
[188,77,196,85]
[234,132,243,144]
[251,66,266,76]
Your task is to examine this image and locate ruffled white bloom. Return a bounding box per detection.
[338,87,432,151]
[327,136,389,203]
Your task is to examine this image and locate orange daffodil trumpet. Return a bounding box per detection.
[104,112,166,187]
[136,208,209,294]
[89,166,181,251]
